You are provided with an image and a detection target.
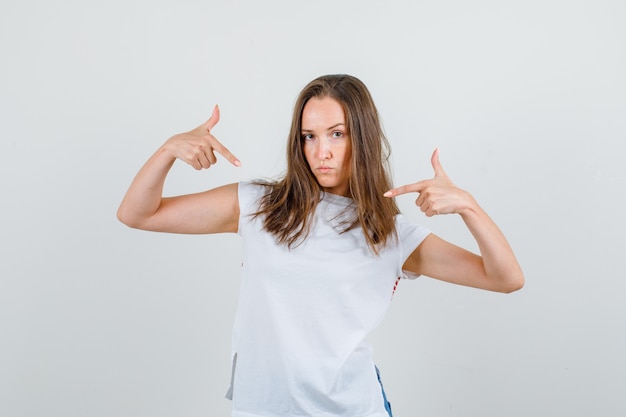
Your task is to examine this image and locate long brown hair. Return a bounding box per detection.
[254,74,399,254]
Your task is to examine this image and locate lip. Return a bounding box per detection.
[317,167,333,173]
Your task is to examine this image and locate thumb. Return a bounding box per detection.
[203,104,220,131]
[431,148,447,178]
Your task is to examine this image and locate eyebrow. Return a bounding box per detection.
[301,123,345,133]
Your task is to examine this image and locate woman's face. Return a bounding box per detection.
[302,96,352,196]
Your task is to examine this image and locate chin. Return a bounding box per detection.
[317,180,338,190]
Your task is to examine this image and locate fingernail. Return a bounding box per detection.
[234,160,241,167]
[383,191,392,197]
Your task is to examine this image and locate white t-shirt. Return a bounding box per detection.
[228,181,430,417]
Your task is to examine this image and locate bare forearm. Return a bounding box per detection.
[117,145,176,227]
[460,200,524,292]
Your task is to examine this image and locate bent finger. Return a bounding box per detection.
[187,158,202,171]
[197,151,212,169]
[206,149,218,165]
[415,192,426,208]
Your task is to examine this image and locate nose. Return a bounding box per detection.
[317,138,331,161]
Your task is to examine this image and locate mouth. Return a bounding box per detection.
[316,167,333,173]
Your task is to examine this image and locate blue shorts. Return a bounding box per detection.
[375,366,393,417]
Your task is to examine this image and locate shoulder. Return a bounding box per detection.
[394,214,431,248]
[238,180,265,196]
[238,180,272,199]
[238,180,272,215]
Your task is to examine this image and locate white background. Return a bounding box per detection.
[2,0,625,416]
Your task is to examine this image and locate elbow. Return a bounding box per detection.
[117,201,159,231]
[116,205,140,229]
[116,208,131,227]
[499,271,525,294]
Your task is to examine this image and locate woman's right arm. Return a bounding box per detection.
[117,105,242,234]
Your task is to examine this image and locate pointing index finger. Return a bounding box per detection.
[384,181,427,198]
[212,138,241,167]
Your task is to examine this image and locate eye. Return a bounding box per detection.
[302,133,314,141]
[331,131,344,139]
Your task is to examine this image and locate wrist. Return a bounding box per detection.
[457,191,481,218]
[158,137,179,160]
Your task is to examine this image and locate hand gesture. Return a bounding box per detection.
[165,105,240,170]
[384,149,474,217]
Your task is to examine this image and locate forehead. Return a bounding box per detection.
[301,96,345,128]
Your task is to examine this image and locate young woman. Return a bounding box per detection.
[117,74,524,417]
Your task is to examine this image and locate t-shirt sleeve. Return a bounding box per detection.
[395,214,431,279]
[237,181,266,238]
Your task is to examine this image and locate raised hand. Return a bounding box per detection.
[165,105,241,170]
[384,148,474,217]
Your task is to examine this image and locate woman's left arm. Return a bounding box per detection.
[384,149,524,293]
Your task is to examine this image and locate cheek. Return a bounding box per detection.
[302,143,315,166]
[342,143,352,166]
